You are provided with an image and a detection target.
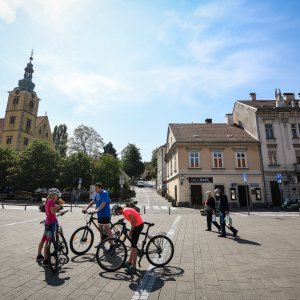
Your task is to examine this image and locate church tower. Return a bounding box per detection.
[0,52,54,151]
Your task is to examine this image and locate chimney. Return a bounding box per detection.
[283,93,295,101]
[205,118,212,124]
[226,114,233,125]
[249,92,256,101]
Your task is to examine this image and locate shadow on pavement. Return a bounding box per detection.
[71,253,96,263]
[233,237,261,246]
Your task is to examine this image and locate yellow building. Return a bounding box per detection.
[165,119,264,207]
[0,54,54,151]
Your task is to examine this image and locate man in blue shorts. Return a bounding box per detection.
[83,182,113,249]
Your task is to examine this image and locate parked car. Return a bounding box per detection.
[137,181,145,188]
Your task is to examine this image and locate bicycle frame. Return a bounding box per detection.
[115,218,154,267]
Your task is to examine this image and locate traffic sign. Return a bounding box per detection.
[242,173,247,183]
[276,173,282,183]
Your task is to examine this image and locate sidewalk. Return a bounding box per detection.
[0,208,299,299]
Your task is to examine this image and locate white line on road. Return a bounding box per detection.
[131,215,181,300]
[0,217,44,227]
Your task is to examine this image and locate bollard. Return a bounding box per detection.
[1,203,4,209]
[71,203,73,212]
[144,205,145,214]
[25,205,27,211]
[169,206,170,215]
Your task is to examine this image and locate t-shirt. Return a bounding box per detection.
[45,198,57,225]
[94,190,110,218]
[123,207,143,227]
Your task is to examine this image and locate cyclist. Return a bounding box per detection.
[82,182,114,250]
[36,188,63,266]
[111,204,144,274]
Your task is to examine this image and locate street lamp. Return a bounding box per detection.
[180,174,185,185]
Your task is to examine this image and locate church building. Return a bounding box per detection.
[0,53,54,151]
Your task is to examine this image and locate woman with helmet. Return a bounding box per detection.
[36,188,63,266]
[111,204,144,274]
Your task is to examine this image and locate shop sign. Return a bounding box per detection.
[189,177,213,183]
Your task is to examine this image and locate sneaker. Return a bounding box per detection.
[218,234,226,238]
[233,230,238,237]
[36,254,44,262]
[42,260,49,266]
[205,229,211,231]
[122,262,132,268]
[125,266,136,274]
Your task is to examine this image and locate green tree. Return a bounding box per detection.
[0,148,19,190]
[150,147,158,178]
[121,143,144,178]
[61,152,93,189]
[53,124,68,157]
[17,140,61,191]
[103,142,117,158]
[93,154,121,191]
[68,124,104,157]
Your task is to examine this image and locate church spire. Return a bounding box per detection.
[18,50,35,92]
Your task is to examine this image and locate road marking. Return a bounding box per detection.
[0,217,44,227]
[131,216,181,300]
[153,206,159,210]
[161,206,168,210]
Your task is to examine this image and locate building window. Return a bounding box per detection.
[189,152,200,168]
[6,136,12,144]
[9,116,16,124]
[291,124,298,138]
[26,118,32,133]
[265,124,274,139]
[170,159,173,175]
[39,128,41,134]
[236,152,247,168]
[173,154,177,173]
[13,97,19,105]
[29,101,34,113]
[268,150,277,165]
[295,150,300,163]
[46,132,48,138]
[24,138,29,146]
[213,152,223,168]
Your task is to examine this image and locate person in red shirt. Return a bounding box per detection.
[36,188,63,266]
[111,205,144,274]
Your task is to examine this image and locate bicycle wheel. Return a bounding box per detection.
[48,240,59,273]
[96,237,127,272]
[146,235,174,267]
[70,226,94,255]
[58,231,69,256]
[111,222,126,242]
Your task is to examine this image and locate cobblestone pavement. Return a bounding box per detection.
[0,207,299,300]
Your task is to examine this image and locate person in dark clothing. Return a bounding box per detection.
[204,191,221,232]
[214,189,238,238]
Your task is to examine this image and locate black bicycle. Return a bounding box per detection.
[96,218,174,272]
[69,212,125,256]
[40,210,69,273]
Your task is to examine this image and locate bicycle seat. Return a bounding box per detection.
[144,222,154,227]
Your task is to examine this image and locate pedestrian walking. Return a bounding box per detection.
[204,191,221,232]
[214,188,238,238]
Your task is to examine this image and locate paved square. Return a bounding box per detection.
[0,207,299,299]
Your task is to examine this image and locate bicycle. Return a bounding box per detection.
[96,218,174,272]
[40,210,69,273]
[69,212,125,256]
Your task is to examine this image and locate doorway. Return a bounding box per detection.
[238,185,250,207]
[270,181,281,206]
[190,185,202,206]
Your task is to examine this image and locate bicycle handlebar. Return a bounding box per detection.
[40,210,68,224]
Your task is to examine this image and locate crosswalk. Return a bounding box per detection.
[137,205,178,211]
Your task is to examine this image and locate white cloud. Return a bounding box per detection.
[0,0,20,23]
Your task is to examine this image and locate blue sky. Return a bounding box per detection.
[0,0,299,161]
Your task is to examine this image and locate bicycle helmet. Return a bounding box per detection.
[111,204,122,215]
[48,188,61,197]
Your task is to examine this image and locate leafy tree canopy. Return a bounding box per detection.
[0,148,19,190]
[103,142,117,158]
[68,124,104,158]
[53,124,68,157]
[17,139,61,191]
[121,143,144,178]
[93,154,121,191]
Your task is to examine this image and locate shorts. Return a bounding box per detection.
[41,222,57,242]
[98,216,111,224]
[131,223,144,248]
